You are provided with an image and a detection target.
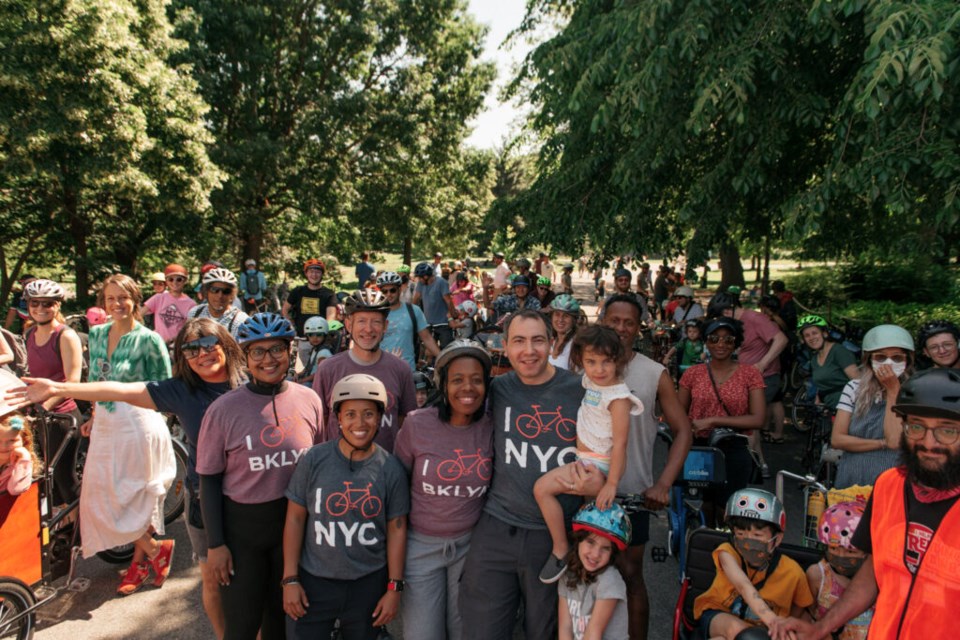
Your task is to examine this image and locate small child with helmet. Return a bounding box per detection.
[412,371,433,408]
[450,300,477,339]
[805,502,873,640]
[557,502,631,639]
[297,316,332,386]
[662,318,705,374]
[694,488,814,640]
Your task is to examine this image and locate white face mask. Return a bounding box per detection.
[872,358,907,378]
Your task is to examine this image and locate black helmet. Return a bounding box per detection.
[917,320,960,350]
[893,368,960,420]
[707,291,740,318]
[412,371,434,390]
[614,267,632,279]
[343,289,390,315]
[414,262,434,278]
[704,317,744,347]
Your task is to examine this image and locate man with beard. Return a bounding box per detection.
[312,289,416,453]
[771,367,960,640]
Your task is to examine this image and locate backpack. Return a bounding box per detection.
[0,327,29,376]
[245,270,261,297]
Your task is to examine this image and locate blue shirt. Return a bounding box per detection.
[382,303,428,370]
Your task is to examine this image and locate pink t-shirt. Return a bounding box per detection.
[196,384,325,503]
[144,292,197,343]
[679,363,765,424]
[737,309,782,376]
[393,407,493,537]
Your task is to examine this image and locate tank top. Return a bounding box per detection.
[26,325,77,414]
[813,559,871,640]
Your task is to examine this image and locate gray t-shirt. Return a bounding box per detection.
[420,277,450,325]
[558,566,629,640]
[285,441,410,580]
[484,368,584,529]
[620,353,666,494]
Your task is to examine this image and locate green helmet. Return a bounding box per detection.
[549,294,581,315]
[726,488,786,532]
[396,264,411,274]
[862,324,914,353]
[797,314,828,333]
[536,276,551,287]
[327,319,344,332]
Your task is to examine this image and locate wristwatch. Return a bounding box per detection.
[281,576,300,587]
[387,579,405,592]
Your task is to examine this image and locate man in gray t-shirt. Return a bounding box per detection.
[460,310,586,640]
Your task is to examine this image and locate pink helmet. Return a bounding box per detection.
[818,501,865,550]
[85,306,108,327]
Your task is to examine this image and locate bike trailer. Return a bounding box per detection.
[672,528,822,640]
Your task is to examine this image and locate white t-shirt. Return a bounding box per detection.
[558,565,629,640]
[548,339,574,370]
[493,262,511,287]
[577,377,643,456]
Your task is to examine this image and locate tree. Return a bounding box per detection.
[506,0,960,269]
[0,0,222,303]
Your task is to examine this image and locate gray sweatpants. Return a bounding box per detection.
[459,512,558,640]
[401,529,472,640]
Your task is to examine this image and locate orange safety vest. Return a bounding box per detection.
[869,467,960,639]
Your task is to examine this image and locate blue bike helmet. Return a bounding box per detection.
[236,312,295,346]
[414,262,434,278]
[572,502,632,551]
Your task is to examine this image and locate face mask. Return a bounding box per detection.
[871,358,907,377]
[733,536,776,568]
[826,550,865,577]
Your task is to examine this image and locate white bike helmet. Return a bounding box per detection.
[24,279,66,300]
[376,271,402,287]
[458,300,478,316]
[202,268,238,287]
[304,316,329,336]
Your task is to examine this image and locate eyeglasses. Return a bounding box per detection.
[166,276,186,283]
[870,354,907,364]
[208,286,233,295]
[380,287,399,294]
[903,422,960,445]
[28,300,57,309]
[927,342,957,354]
[707,335,737,345]
[182,335,221,360]
[246,344,289,361]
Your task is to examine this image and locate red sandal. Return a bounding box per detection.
[117,561,151,596]
[150,539,176,587]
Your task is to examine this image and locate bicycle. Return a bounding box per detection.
[437,448,492,482]
[325,482,383,518]
[792,401,840,487]
[515,405,577,441]
[775,470,829,548]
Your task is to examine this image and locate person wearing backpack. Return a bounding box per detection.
[378,271,440,371]
[239,259,268,313]
[22,279,84,505]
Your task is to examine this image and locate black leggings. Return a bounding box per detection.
[43,409,81,505]
[222,497,286,640]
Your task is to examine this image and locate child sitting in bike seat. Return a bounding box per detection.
[805,502,873,640]
[534,325,643,584]
[694,489,814,640]
[0,414,37,496]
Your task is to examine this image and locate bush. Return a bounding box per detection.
[841,255,955,304]
[780,267,848,309]
[834,301,960,337]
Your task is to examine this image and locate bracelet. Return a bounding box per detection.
[281,576,300,587]
[878,438,886,450]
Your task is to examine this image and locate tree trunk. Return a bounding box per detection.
[64,187,92,306]
[754,254,761,283]
[718,240,746,290]
[242,227,263,271]
[403,236,412,267]
[762,236,771,293]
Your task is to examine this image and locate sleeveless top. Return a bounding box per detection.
[26,325,77,414]
[813,559,871,640]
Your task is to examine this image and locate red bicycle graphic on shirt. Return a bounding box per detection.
[515,405,577,442]
[437,449,493,482]
[260,415,302,448]
[325,482,383,518]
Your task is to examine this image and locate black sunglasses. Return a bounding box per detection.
[29,300,57,309]
[380,287,399,294]
[182,335,221,359]
[208,286,233,295]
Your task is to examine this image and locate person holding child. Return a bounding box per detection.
[695,488,814,640]
[535,325,643,584]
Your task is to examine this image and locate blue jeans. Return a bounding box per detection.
[401,529,472,640]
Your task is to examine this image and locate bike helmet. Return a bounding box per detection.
[86,306,108,326]
[304,316,329,336]
[706,291,740,317]
[434,339,492,385]
[413,371,434,391]
[149,272,166,283]
[328,319,344,332]
[396,264,411,274]
[376,271,402,287]
[331,373,387,413]
[457,300,478,317]
[726,488,786,532]
[704,317,744,347]
[515,257,532,269]
[684,318,702,330]
[797,314,828,333]
[536,276,551,287]
[512,275,531,288]
[236,313,296,346]
[202,268,237,287]
[818,502,865,550]
[549,294,581,315]
[727,285,742,296]
[165,263,188,277]
[861,324,914,353]
[414,262,434,278]
[245,259,257,267]
[493,251,505,259]
[614,268,632,280]
[917,320,960,349]
[675,285,694,298]
[572,502,632,551]
[342,289,390,315]
[23,279,65,300]
[893,368,960,420]
[303,259,325,274]
[563,263,574,270]
[200,261,224,276]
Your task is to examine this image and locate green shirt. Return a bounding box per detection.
[89,322,171,412]
[810,343,858,409]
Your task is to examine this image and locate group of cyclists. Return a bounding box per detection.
[1,252,958,640]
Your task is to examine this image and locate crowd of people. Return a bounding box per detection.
[0,253,958,640]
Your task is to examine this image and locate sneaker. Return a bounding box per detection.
[761,463,771,480]
[538,553,567,584]
[117,561,151,596]
[150,539,175,587]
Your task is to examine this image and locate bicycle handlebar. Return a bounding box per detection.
[774,469,828,503]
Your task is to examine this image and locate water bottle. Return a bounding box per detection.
[806,489,826,543]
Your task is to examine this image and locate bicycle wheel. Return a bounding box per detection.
[97,543,135,565]
[164,438,189,525]
[790,401,816,433]
[0,580,35,640]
